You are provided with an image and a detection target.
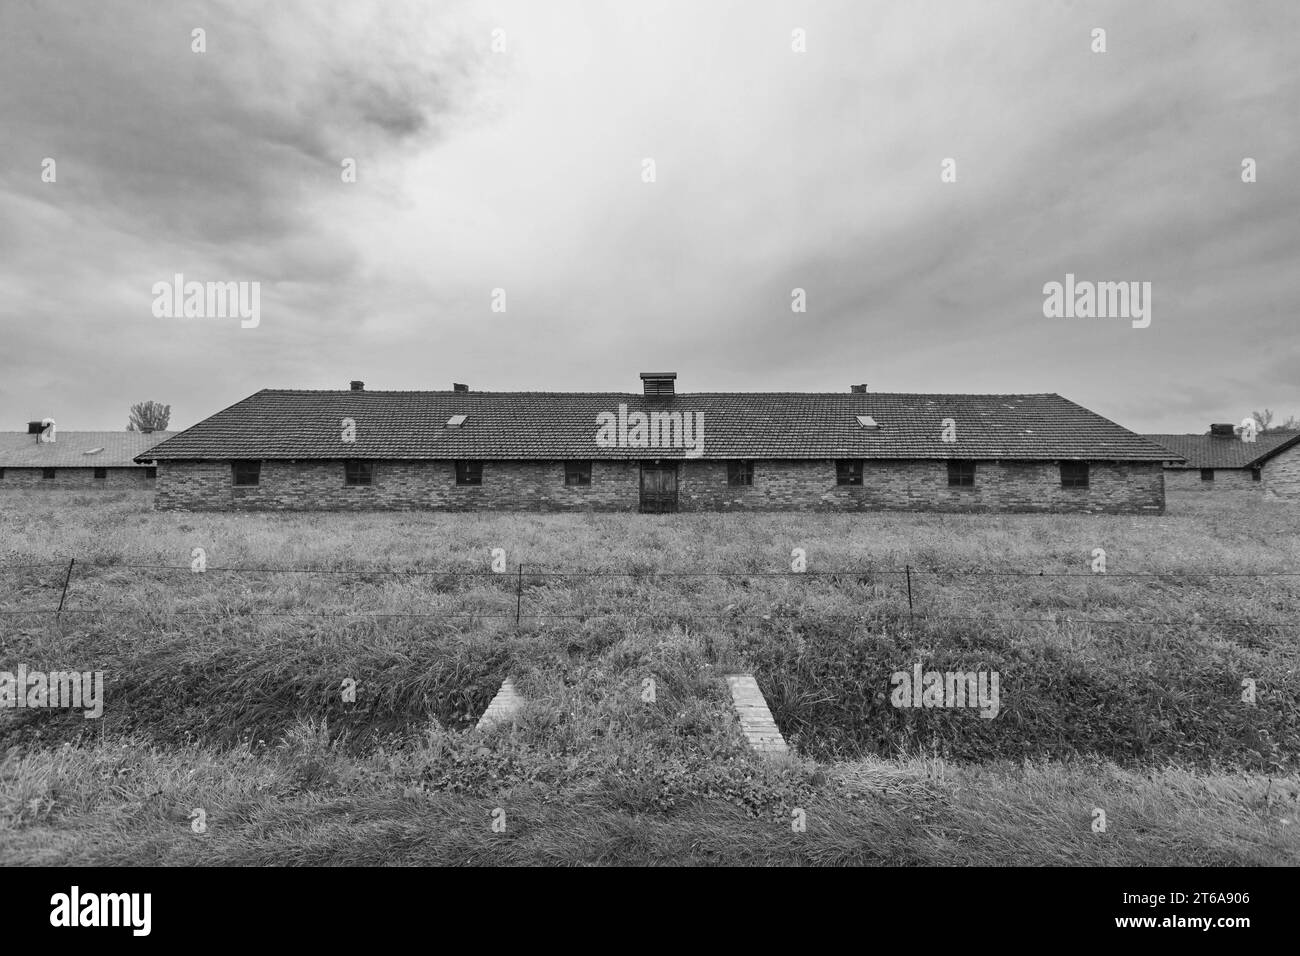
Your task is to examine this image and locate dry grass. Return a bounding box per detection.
[0,489,1297,865]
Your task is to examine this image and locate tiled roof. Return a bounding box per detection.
[0,431,175,467]
[1144,431,1300,469]
[138,389,1174,462]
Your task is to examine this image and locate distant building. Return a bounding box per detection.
[139,373,1176,514]
[1146,426,1300,498]
[0,426,173,488]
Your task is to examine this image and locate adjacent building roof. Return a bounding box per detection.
[1145,431,1300,469]
[0,431,174,467]
[138,388,1175,462]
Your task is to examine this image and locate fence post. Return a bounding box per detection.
[905,564,914,627]
[57,557,76,616]
[516,563,523,625]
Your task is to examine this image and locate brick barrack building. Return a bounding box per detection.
[0,427,173,489]
[138,373,1181,514]
[1145,426,1300,498]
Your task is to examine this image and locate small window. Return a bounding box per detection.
[1060,461,1089,488]
[564,461,591,486]
[1251,468,1262,482]
[727,461,754,486]
[1200,468,1214,482]
[455,460,483,485]
[835,460,862,485]
[948,461,976,487]
[42,468,56,480]
[144,467,157,479]
[344,460,375,486]
[93,467,108,480]
[446,414,467,427]
[232,460,261,486]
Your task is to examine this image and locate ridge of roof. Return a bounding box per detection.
[1146,430,1300,437]
[0,430,177,436]
[255,388,1063,398]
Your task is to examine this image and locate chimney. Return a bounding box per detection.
[350,380,365,391]
[850,384,868,393]
[28,418,55,442]
[1209,423,1235,437]
[453,383,468,393]
[640,372,676,397]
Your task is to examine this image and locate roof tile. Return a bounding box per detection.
[1145,431,1300,469]
[138,390,1174,462]
[0,431,174,468]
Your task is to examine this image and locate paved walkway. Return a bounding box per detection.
[476,678,524,731]
[725,673,789,756]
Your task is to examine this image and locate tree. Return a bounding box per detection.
[1249,408,1300,431]
[127,401,171,432]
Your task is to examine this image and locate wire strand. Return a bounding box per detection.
[1,608,1295,627]
[1,562,1297,577]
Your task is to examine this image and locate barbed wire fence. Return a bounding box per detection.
[0,558,1297,629]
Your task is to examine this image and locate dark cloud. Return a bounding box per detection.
[0,0,1296,431]
[0,0,485,243]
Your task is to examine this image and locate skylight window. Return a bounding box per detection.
[83,447,105,455]
[855,415,880,429]
[446,414,468,427]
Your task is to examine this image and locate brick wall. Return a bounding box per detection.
[0,467,155,489]
[1162,467,1260,492]
[156,459,642,511]
[680,459,1163,513]
[1262,443,1300,499]
[155,458,1166,514]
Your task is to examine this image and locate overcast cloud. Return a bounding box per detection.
[1,0,1296,431]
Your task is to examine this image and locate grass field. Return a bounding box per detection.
[1,490,1298,865]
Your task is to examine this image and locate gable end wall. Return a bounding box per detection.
[1263,443,1300,499]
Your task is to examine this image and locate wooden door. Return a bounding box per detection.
[639,462,679,513]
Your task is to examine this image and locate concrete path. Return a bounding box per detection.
[725,673,789,756]
[476,678,524,731]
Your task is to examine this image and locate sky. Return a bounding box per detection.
[1,0,1297,433]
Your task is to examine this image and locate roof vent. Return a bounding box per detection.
[856,415,880,429]
[446,414,467,427]
[640,372,676,397]
[350,380,365,391]
[850,384,868,393]
[1209,423,1235,437]
[453,383,468,392]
